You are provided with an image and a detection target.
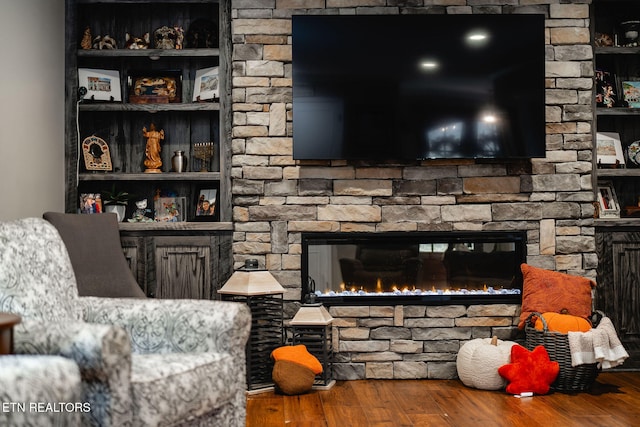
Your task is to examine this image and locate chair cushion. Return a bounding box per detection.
[0,218,82,321]
[130,352,236,425]
[43,212,146,298]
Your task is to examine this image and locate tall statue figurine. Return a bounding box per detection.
[143,123,164,173]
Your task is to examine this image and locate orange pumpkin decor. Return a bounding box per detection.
[534,309,592,334]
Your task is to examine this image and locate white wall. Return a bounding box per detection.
[0,0,64,220]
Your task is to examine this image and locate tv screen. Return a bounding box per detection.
[292,14,546,161]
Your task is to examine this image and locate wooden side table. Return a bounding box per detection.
[0,312,21,355]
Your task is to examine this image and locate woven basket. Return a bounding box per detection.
[524,311,601,392]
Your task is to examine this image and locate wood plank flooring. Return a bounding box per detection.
[246,372,640,426]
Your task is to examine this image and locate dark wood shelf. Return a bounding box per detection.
[79,172,221,181]
[79,102,220,112]
[77,0,221,5]
[595,217,640,227]
[596,107,640,116]
[77,48,219,58]
[595,46,640,55]
[596,168,640,177]
[119,221,232,232]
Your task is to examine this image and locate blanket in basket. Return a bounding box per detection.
[567,316,629,369]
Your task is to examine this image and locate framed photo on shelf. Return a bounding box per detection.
[193,67,219,102]
[79,193,103,214]
[194,189,217,221]
[154,197,186,222]
[596,132,625,168]
[78,68,121,101]
[595,69,617,108]
[622,81,640,108]
[128,70,182,104]
[597,182,620,218]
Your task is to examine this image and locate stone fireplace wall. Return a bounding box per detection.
[230,0,596,379]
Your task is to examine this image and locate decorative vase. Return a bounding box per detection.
[171,150,187,173]
[105,204,126,222]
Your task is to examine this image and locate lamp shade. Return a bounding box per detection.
[290,303,333,326]
[218,270,285,296]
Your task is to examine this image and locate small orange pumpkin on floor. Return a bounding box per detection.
[534,309,591,334]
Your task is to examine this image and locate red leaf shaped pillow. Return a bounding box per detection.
[498,345,559,395]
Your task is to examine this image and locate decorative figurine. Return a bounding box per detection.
[80,27,92,50]
[193,141,214,172]
[603,84,616,108]
[154,25,181,49]
[92,35,117,49]
[125,32,150,49]
[143,124,164,173]
[128,199,153,223]
[594,32,614,47]
[174,26,185,49]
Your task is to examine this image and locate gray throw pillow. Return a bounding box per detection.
[43,211,146,298]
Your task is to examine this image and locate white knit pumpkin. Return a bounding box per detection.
[456,336,517,390]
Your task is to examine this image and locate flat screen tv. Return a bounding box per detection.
[292,14,546,161]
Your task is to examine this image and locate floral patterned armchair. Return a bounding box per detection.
[0,218,251,427]
[0,355,83,426]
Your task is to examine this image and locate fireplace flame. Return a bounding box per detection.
[318,279,519,298]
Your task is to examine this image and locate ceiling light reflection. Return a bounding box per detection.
[420,61,439,70]
[466,30,490,46]
[482,114,497,123]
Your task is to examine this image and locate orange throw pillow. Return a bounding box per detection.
[518,263,595,329]
[271,345,323,375]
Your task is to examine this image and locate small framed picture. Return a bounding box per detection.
[193,67,219,102]
[78,68,121,101]
[128,70,182,104]
[596,132,625,168]
[596,69,617,108]
[195,189,217,220]
[597,182,620,218]
[79,193,103,214]
[622,81,640,108]
[154,197,186,222]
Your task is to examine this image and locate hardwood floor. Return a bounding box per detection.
[246,372,640,426]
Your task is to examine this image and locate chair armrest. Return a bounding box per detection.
[13,319,134,426]
[13,319,131,382]
[80,297,251,355]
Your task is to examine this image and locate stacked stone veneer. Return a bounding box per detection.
[328,304,519,379]
[230,1,596,379]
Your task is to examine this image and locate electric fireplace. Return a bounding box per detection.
[301,231,526,306]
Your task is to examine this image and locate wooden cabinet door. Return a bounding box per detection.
[596,230,640,339]
[612,241,640,337]
[154,236,212,300]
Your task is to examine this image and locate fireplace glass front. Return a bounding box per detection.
[301,231,526,305]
